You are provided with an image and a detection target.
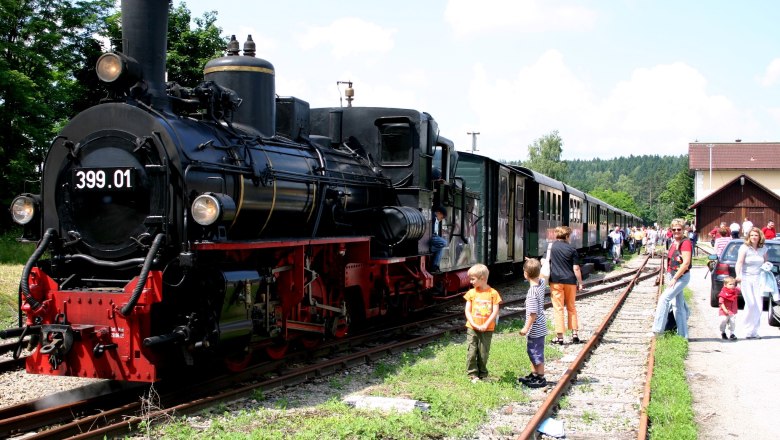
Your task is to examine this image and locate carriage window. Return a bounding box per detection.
[547,192,552,220]
[499,175,508,216]
[539,190,545,220]
[379,123,412,165]
[516,185,524,220]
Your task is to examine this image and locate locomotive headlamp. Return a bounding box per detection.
[10,195,39,225]
[96,52,142,86]
[191,193,236,226]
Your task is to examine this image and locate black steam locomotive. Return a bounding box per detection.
[4,0,640,382]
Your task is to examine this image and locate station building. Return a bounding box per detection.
[688,142,780,236]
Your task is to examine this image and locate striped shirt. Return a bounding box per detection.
[525,279,548,339]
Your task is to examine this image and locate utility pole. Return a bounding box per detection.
[467,132,480,153]
[708,143,714,190]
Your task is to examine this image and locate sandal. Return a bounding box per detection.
[550,337,564,345]
[572,334,582,344]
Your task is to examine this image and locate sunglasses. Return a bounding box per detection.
[671,228,683,231]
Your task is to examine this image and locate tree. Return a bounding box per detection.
[0,0,114,228]
[564,155,690,224]
[105,1,228,87]
[166,4,227,87]
[590,188,639,214]
[524,130,567,180]
[585,170,614,193]
[657,169,694,225]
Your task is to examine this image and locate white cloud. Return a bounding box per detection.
[444,0,598,37]
[296,17,396,58]
[767,107,780,124]
[466,54,753,161]
[467,50,593,149]
[758,58,780,87]
[235,27,276,54]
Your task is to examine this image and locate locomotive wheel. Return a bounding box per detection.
[265,341,289,360]
[224,349,253,372]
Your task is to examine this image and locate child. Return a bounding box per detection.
[718,276,739,340]
[464,263,502,383]
[518,258,548,388]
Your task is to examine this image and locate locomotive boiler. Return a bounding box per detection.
[3,0,474,382]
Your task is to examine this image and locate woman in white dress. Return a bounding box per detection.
[734,227,768,339]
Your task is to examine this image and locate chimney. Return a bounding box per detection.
[121,0,169,109]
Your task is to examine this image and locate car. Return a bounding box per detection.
[708,238,780,312]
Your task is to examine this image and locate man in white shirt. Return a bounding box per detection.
[609,227,623,264]
[742,217,753,237]
[646,227,658,257]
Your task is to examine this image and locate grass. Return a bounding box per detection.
[691,254,710,267]
[0,230,32,329]
[152,319,563,439]
[647,286,697,440]
[0,229,35,264]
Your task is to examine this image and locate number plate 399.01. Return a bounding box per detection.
[72,167,135,191]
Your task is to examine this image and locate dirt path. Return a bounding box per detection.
[685,265,779,439]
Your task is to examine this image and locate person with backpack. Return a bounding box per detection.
[652,218,692,339]
[687,225,699,257]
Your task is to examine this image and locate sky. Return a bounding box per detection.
[180,0,780,162]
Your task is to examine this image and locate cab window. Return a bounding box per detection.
[379,123,412,165]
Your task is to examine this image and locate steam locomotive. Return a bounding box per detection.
[3,0,640,382]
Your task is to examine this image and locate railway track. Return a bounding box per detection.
[497,254,663,439]
[0,260,652,439]
[0,261,651,439]
[0,340,25,373]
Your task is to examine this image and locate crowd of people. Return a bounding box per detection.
[458,216,777,388]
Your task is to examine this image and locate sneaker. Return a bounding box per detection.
[729,334,737,340]
[517,373,536,384]
[721,332,728,340]
[526,375,547,388]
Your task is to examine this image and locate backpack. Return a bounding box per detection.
[669,238,691,274]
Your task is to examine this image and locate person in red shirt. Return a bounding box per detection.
[718,276,739,340]
[761,221,776,240]
[709,222,727,246]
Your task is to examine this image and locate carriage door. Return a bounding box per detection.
[514,177,525,262]
[497,169,510,262]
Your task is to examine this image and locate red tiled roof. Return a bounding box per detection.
[689,142,780,170]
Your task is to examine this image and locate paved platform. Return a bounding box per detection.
[685,265,779,439]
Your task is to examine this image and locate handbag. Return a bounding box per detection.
[540,243,552,280]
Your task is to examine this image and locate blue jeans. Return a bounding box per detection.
[430,236,447,268]
[652,272,690,338]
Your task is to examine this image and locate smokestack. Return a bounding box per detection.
[121,0,169,108]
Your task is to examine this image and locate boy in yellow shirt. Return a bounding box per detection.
[464,263,502,382]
